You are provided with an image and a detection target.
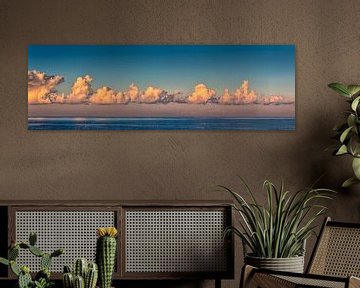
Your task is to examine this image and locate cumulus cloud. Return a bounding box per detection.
[28,71,293,107]
[262,95,294,105]
[187,83,216,104]
[66,75,93,104]
[218,88,233,105]
[116,91,131,104]
[90,86,117,104]
[126,83,140,103]
[172,92,187,103]
[234,80,257,104]
[139,86,165,104]
[28,70,64,104]
[218,80,258,105]
[90,86,131,104]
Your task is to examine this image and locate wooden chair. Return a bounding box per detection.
[241,217,360,288]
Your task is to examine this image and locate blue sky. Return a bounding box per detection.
[28,45,295,97]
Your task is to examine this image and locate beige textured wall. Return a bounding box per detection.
[1,1,360,287]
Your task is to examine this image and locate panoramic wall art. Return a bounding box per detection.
[28,45,295,130]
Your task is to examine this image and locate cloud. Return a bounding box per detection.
[187,83,216,104]
[28,70,64,104]
[116,91,131,104]
[49,93,66,104]
[127,83,140,103]
[89,86,117,104]
[28,71,293,107]
[90,86,131,104]
[218,80,258,105]
[140,86,167,104]
[172,92,187,103]
[218,88,233,105]
[234,80,257,104]
[262,95,294,105]
[66,75,93,104]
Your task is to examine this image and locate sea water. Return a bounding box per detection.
[28,117,295,130]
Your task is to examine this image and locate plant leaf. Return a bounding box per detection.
[352,157,360,179]
[347,85,360,97]
[336,145,348,155]
[328,83,351,97]
[342,177,360,188]
[340,126,353,143]
[0,257,9,266]
[352,96,360,111]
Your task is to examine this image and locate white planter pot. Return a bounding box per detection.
[245,254,305,273]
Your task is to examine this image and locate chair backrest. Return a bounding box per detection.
[307,217,360,277]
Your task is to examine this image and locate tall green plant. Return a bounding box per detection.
[328,83,360,187]
[221,179,334,258]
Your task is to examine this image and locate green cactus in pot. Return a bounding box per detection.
[96,227,118,288]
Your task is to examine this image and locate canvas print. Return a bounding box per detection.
[28,45,295,130]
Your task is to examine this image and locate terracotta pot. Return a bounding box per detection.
[245,254,304,273]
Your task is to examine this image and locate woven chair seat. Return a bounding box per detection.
[241,218,360,288]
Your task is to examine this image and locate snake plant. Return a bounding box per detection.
[328,83,360,187]
[220,179,335,258]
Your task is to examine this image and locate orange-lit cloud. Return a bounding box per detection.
[28,71,294,106]
[187,83,216,104]
[218,88,233,105]
[28,70,64,104]
[116,91,130,104]
[219,80,257,105]
[90,86,117,104]
[234,80,257,104]
[90,86,131,104]
[262,95,294,105]
[127,83,140,103]
[66,75,93,104]
[140,86,164,103]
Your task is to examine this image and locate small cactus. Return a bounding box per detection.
[41,253,52,270]
[74,258,88,279]
[29,232,37,246]
[63,260,98,288]
[63,272,74,288]
[9,246,19,260]
[85,263,98,288]
[74,275,85,288]
[96,227,118,288]
[29,245,44,257]
[0,232,63,288]
[18,269,32,288]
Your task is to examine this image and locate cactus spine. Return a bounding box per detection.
[96,227,118,288]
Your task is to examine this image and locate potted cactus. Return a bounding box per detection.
[0,232,63,288]
[96,227,118,288]
[62,258,98,288]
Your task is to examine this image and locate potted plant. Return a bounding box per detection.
[328,83,360,187]
[220,179,334,273]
